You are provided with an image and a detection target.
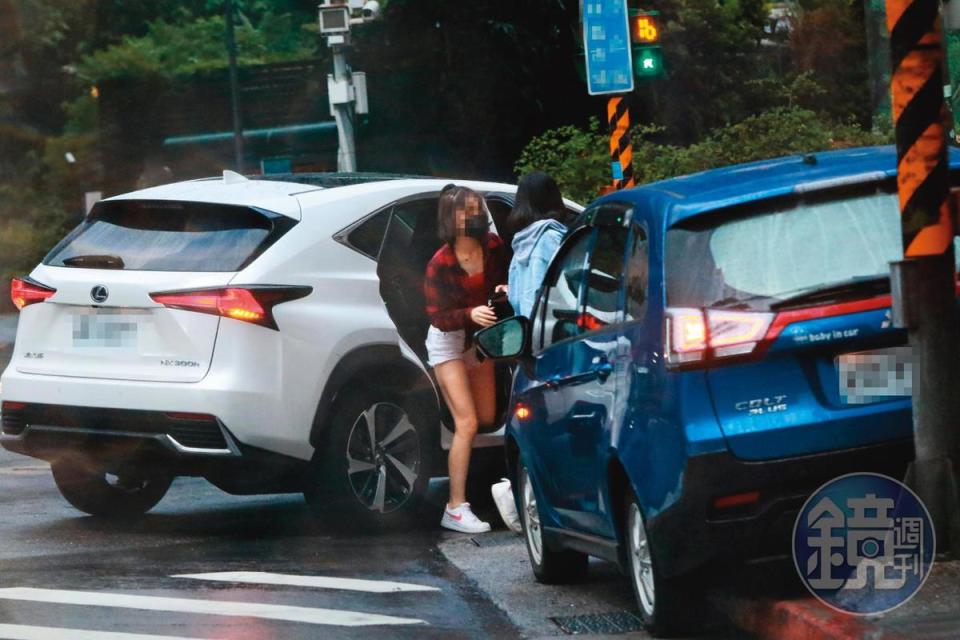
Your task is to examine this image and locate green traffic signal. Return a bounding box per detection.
[633,46,664,78]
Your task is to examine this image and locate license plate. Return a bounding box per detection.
[72,311,140,349]
[837,346,912,405]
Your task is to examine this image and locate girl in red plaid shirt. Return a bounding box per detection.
[424,186,509,533]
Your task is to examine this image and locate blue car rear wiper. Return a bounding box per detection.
[769,276,890,311]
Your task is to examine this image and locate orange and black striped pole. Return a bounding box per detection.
[887,0,953,254]
[608,97,635,190]
[887,0,960,550]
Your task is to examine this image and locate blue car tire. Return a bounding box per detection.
[625,493,704,637]
[519,464,588,583]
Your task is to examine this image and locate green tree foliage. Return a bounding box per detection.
[636,0,873,142]
[0,1,318,298]
[76,12,316,83]
[516,108,891,204]
[787,0,871,126]
[349,0,587,177]
[648,0,771,142]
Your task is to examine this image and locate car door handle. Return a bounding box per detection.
[545,361,613,389]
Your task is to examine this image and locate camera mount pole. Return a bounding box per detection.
[330,44,357,173]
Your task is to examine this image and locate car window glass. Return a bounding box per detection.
[582,226,628,331]
[535,229,593,350]
[347,208,391,259]
[44,200,289,272]
[625,226,649,322]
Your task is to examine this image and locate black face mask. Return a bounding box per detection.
[463,215,489,240]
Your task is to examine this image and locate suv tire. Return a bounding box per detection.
[304,381,436,528]
[51,455,173,517]
[519,464,588,583]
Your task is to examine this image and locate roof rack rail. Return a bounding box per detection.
[248,172,434,188]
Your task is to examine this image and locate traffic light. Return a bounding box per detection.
[634,46,663,78]
[630,12,659,44]
[629,10,664,78]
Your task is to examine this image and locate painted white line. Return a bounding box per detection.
[173,571,440,593]
[0,588,425,627]
[0,624,203,640]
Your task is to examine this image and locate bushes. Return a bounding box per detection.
[515,108,891,204]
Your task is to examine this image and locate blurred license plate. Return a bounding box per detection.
[837,346,912,405]
[72,311,139,349]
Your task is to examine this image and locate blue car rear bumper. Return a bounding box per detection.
[647,438,914,578]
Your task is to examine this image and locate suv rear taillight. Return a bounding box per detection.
[150,286,311,330]
[11,278,56,311]
[665,307,774,367]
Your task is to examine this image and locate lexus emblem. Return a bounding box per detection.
[90,285,109,304]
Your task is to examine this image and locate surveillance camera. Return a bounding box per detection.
[362,0,380,19]
[318,5,350,34]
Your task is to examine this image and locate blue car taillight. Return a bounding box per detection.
[665,307,775,368]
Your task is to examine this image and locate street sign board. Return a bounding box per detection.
[582,0,634,95]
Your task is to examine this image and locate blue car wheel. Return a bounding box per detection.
[624,493,704,636]
[519,464,587,584]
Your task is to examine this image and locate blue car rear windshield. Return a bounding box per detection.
[667,187,959,311]
[44,200,294,272]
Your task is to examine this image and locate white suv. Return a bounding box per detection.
[0,172,581,526]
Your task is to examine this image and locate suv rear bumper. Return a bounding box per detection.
[2,402,240,459]
[0,360,312,461]
[1,402,310,493]
[646,438,914,578]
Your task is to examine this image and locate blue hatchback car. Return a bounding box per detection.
[475,146,957,635]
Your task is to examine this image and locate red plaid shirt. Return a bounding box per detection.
[424,232,509,333]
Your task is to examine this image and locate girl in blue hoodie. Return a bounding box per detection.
[506,172,572,318]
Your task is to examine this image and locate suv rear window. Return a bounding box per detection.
[667,186,959,311]
[44,200,295,272]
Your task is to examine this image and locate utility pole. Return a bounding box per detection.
[225,0,244,172]
[887,0,960,553]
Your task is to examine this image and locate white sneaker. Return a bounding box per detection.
[491,478,522,534]
[441,502,491,533]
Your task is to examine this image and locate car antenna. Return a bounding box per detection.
[223,170,249,184]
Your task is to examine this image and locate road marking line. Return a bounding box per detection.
[0,588,425,627]
[0,465,49,476]
[0,624,204,640]
[172,571,440,593]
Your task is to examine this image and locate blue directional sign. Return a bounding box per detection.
[582,0,634,95]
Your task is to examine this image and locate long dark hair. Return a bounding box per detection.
[507,171,569,236]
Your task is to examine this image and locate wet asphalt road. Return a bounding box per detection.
[0,448,518,639]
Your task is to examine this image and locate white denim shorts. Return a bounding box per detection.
[425,325,480,368]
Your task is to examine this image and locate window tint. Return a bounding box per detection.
[535,229,592,350]
[582,227,627,331]
[347,209,391,259]
[625,226,649,321]
[44,200,293,272]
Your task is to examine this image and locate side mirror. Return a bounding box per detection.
[475,316,530,360]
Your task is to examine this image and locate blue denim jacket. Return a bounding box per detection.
[508,219,566,318]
